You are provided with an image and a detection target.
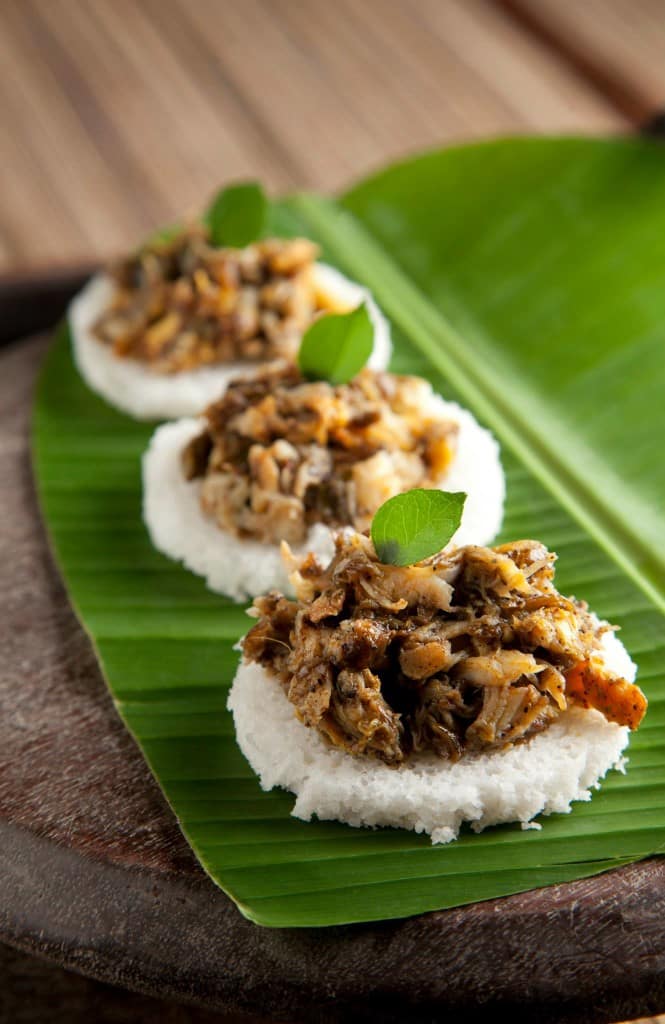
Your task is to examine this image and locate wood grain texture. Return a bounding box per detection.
[0,0,622,272]
[502,0,665,122]
[3,328,665,1024]
[0,942,260,1024]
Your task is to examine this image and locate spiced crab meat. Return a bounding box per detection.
[243,532,647,765]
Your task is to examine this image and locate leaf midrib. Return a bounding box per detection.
[289,192,665,617]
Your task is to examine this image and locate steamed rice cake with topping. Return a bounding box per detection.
[142,366,505,600]
[69,226,391,419]
[228,530,646,843]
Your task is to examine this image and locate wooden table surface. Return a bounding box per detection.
[2,2,665,1022]
[1,0,664,275]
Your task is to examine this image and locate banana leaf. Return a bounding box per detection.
[33,137,665,928]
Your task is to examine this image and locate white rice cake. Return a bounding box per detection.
[228,629,636,844]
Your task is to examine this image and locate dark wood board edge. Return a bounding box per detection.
[4,816,665,1024]
[641,110,665,140]
[0,264,96,347]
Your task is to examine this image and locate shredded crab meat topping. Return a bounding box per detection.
[242,533,647,765]
[93,227,340,373]
[182,365,459,545]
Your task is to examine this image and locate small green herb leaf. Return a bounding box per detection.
[298,303,373,385]
[371,489,466,566]
[205,181,267,248]
[145,222,182,247]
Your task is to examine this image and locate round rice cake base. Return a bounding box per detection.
[69,263,392,420]
[227,630,636,844]
[142,389,505,601]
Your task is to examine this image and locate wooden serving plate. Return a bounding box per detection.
[2,272,665,1024]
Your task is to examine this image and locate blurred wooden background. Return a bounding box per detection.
[1,2,664,1021]
[0,0,663,274]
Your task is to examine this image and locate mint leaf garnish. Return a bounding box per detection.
[146,222,182,246]
[298,303,373,385]
[205,182,267,248]
[371,489,466,566]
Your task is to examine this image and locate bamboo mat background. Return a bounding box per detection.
[1,2,664,1022]
[1,0,663,274]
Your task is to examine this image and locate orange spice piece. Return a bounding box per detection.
[565,659,647,730]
